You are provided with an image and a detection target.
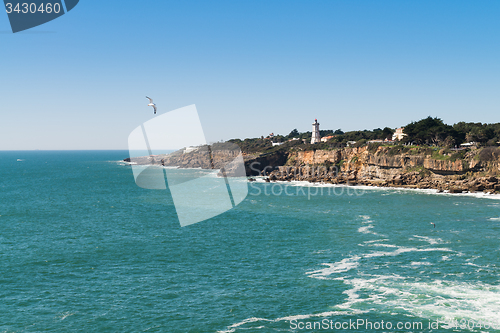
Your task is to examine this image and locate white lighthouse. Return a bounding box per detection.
[311,119,320,144]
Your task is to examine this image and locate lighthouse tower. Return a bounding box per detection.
[311,119,320,144]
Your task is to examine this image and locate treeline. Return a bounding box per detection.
[229,117,500,153]
[403,117,500,146]
[278,127,394,143]
[284,117,500,147]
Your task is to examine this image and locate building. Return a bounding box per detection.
[460,142,477,147]
[184,146,198,154]
[392,127,406,141]
[311,119,320,144]
[321,135,334,142]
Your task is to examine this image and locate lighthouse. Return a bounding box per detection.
[311,119,320,144]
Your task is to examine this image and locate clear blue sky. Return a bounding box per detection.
[1,1,500,149]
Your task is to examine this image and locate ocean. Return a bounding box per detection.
[1,151,499,332]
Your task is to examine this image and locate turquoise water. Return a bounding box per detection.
[1,151,500,332]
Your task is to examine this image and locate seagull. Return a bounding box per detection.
[430,222,436,228]
[146,96,157,114]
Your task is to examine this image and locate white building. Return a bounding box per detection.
[392,127,406,141]
[311,119,320,144]
[321,135,334,142]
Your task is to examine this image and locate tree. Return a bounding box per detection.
[287,129,300,138]
[382,127,393,140]
[403,116,457,145]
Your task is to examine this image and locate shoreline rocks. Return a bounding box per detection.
[124,145,500,195]
[263,166,500,194]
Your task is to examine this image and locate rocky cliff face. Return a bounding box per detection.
[263,146,500,194]
[286,146,472,173]
[124,144,500,193]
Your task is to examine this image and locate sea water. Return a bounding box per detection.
[1,151,499,332]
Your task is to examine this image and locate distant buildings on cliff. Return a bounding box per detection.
[267,120,408,145]
[392,127,406,141]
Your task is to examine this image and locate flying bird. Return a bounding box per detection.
[146,96,157,114]
[430,222,436,228]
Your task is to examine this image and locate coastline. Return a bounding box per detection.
[120,156,500,199]
[251,177,500,200]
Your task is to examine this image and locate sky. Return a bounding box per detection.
[1,0,500,150]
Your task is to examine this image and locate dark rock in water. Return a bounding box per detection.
[123,157,131,162]
[449,188,465,194]
[248,178,256,182]
[264,178,270,183]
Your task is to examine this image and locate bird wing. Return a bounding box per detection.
[146,96,153,103]
[153,105,157,111]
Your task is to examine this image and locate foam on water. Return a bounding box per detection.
[255,179,500,200]
[410,261,433,266]
[412,235,448,245]
[306,256,361,280]
[217,310,363,333]
[338,276,500,330]
[357,215,386,237]
[363,246,453,258]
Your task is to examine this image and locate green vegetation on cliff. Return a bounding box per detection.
[230,117,500,156]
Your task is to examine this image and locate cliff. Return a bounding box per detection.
[124,144,500,194]
[263,146,500,194]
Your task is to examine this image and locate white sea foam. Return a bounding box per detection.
[306,256,361,280]
[217,310,362,333]
[412,235,447,245]
[358,225,374,234]
[489,217,500,221]
[255,179,500,200]
[363,246,453,258]
[363,239,389,244]
[338,276,500,330]
[217,317,273,333]
[410,261,433,266]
